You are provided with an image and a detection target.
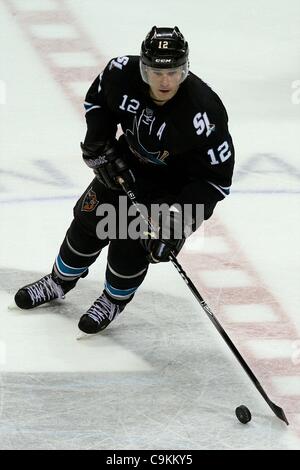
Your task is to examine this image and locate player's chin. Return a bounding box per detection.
[159,89,171,95]
[158,90,175,99]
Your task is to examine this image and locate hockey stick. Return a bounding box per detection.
[117,176,289,425]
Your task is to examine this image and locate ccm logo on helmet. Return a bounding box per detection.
[154,58,172,64]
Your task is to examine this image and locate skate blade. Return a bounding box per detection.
[76,331,100,340]
[8,303,20,311]
[76,332,88,340]
[7,302,55,311]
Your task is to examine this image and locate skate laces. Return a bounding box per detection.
[26,275,64,306]
[87,294,121,324]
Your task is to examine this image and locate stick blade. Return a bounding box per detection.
[271,402,289,425]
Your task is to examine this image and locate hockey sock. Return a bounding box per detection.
[104,261,148,304]
[53,220,105,282]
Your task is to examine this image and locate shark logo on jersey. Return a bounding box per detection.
[125,111,169,165]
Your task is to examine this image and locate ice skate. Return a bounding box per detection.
[14,272,80,310]
[78,291,126,334]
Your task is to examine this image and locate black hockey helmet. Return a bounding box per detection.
[140,26,189,84]
[141,26,189,68]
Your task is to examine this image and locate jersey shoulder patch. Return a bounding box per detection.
[101,55,140,90]
[106,55,139,74]
[183,73,229,142]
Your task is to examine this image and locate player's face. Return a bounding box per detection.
[147,67,182,104]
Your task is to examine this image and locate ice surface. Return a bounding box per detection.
[0,0,299,450]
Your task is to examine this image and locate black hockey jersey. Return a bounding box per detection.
[83,55,234,206]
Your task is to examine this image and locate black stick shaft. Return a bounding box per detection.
[117,177,289,425]
[169,254,288,424]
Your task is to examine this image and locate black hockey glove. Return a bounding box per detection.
[81,140,135,191]
[141,208,186,263]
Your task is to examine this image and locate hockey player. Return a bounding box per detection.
[14,26,235,334]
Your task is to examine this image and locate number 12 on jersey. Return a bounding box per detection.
[207,141,231,165]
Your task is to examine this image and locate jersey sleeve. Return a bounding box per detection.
[177,100,235,207]
[83,60,119,144]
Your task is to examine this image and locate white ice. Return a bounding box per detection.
[0,0,299,450]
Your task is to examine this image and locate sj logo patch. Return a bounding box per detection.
[81,189,99,212]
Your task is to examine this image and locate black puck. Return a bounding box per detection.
[235,405,251,424]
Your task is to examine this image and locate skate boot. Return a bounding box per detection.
[78,291,127,334]
[14,270,84,309]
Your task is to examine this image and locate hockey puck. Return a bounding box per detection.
[235,405,251,424]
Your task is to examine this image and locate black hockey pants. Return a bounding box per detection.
[52,177,220,305]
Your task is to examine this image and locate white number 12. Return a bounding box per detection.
[119,95,140,113]
[207,141,231,165]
